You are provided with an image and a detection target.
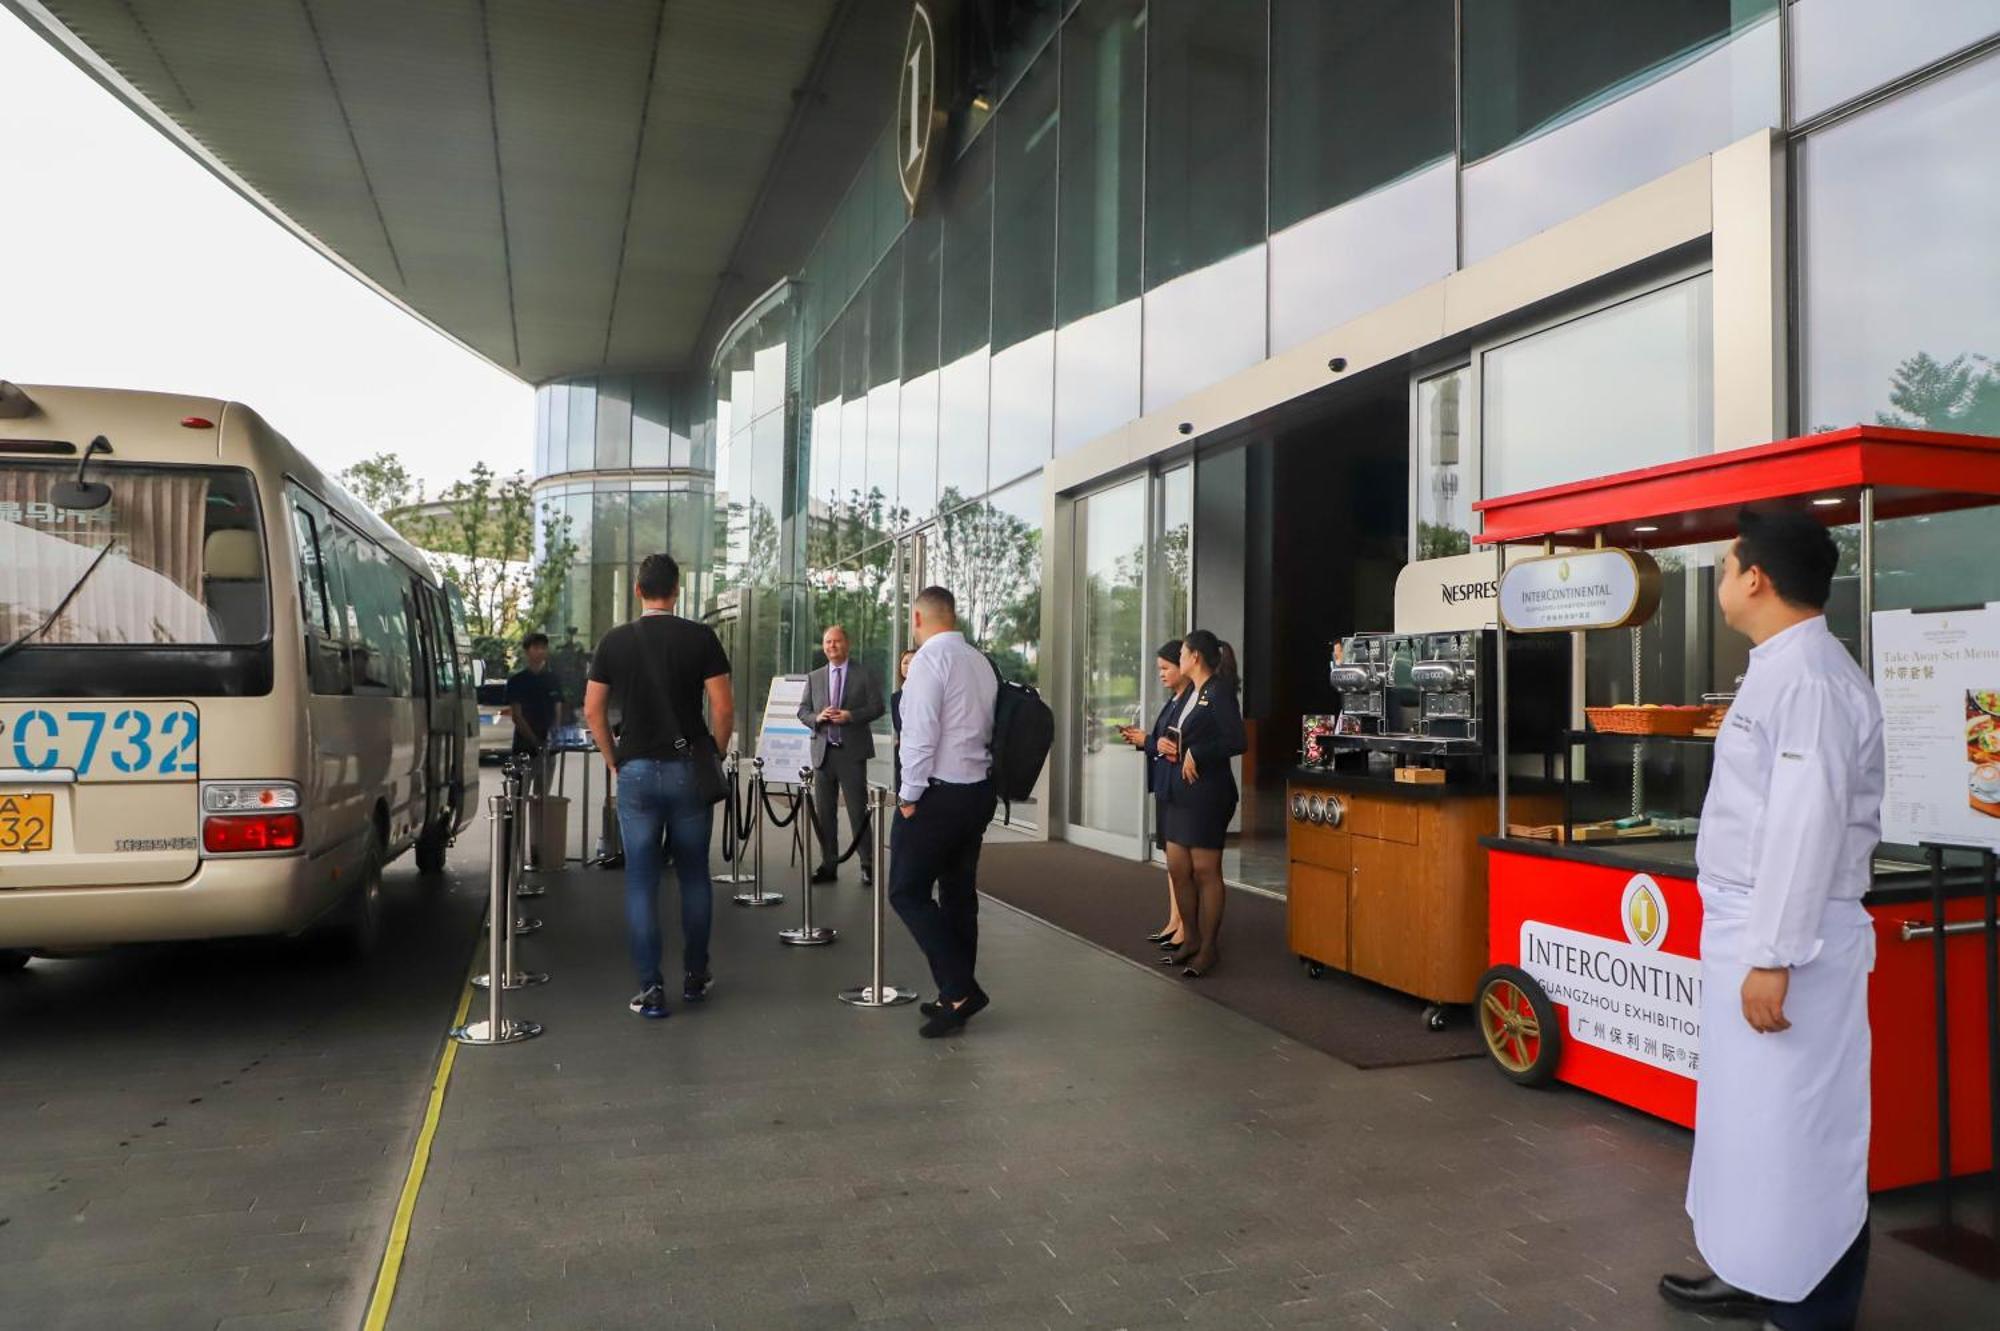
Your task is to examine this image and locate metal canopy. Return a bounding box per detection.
[1473,427,2000,550]
[10,0,905,382]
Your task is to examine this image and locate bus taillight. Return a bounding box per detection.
[202,813,303,854]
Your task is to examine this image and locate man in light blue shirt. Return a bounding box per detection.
[891,585,999,1039]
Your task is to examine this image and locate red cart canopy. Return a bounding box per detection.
[1473,426,2000,549]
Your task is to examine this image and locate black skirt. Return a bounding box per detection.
[1161,797,1235,851]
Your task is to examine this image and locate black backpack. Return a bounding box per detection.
[985,655,1054,821]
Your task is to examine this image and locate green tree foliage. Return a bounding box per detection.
[335,452,417,515]
[1875,350,2000,434]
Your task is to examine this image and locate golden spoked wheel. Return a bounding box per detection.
[1475,964,1561,1087]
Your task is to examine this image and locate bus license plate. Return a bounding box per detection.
[0,793,54,853]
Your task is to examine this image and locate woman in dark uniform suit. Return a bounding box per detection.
[1119,640,1189,949]
[1160,630,1244,977]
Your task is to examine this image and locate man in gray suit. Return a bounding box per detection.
[798,625,886,884]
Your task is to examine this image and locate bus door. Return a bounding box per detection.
[416,583,464,832]
[443,584,477,818]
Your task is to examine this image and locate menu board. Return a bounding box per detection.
[1872,603,2000,851]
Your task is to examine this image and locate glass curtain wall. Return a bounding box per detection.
[990,45,1059,489]
[1268,0,1456,352]
[1055,0,1145,453]
[1460,1,1778,262]
[1800,48,2000,615]
[1141,0,1269,411]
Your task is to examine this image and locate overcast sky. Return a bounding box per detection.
[0,9,531,498]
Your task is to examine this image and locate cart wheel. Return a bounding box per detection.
[1303,960,1326,980]
[1423,1004,1449,1032]
[1476,965,1560,1087]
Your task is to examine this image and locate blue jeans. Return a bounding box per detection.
[615,758,714,990]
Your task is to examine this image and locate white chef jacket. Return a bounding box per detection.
[1687,614,1883,1301]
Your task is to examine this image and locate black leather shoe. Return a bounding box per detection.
[859,867,873,887]
[810,867,837,884]
[918,988,988,1038]
[1657,1271,1775,1319]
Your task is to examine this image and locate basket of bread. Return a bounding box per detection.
[1585,703,1712,736]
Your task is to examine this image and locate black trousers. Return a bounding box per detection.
[814,744,872,870]
[1771,1223,1869,1331]
[888,779,997,1003]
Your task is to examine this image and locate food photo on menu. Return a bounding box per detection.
[1972,689,2000,818]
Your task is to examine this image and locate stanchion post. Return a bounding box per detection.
[714,751,748,885]
[516,750,546,897]
[780,766,835,946]
[454,794,542,1044]
[839,783,915,1007]
[504,759,541,936]
[735,756,782,907]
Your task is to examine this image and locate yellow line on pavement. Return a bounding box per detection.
[362,979,473,1331]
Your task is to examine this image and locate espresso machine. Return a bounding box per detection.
[1323,629,1566,765]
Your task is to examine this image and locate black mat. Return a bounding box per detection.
[979,840,1486,1070]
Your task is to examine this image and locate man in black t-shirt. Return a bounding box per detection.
[583,553,734,1020]
[506,632,563,796]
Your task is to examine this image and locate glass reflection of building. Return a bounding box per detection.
[534,0,2000,883]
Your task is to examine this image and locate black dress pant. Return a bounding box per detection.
[1771,1223,1869,1331]
[888,779,997,1003]
[814,744,872,871]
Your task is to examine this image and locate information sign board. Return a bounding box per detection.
[1872,603,2000,851]
[757,675,814,781]
[1498,547,1661,633]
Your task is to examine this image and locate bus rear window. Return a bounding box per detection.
[0,462,269,647]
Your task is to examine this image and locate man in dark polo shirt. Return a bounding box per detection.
[583,554,734,1020]
[506,632,563,796]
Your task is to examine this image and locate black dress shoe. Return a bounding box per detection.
[859,867,873,887]
[918,988,988,1038]
[1657,1271,1775,1319]
[810,867,837,884]
[1146,929,1174,943]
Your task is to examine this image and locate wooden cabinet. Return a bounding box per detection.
[1287,780,1559,1005]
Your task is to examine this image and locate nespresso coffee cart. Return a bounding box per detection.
[1288,592,1567,1027]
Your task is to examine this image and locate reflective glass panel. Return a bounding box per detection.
[631,374,673,468]
[938,136,994,506]
[1792,0,2000,121]
[1057,0,1144,327]
[1144,0,1268,287]
[1461,1,1778,263]
[900,213,942,526]
[1802,55,2000,613]
[866,246,902,534]
[1071,477,1149,837]
[566,379,596,473]
[595,375,633,470]
[1142,245,1267,413]
[1482,274,1714,498]
[1270,0,1454,230]
[990,47,1058,486]
[1414,367,1473,557]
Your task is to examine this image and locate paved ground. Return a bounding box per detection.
[3,776,1995,1329]
[0,822,488,1329]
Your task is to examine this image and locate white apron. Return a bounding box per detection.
[1686,885,1874,1302]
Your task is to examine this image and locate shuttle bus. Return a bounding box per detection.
[0,383,478,966]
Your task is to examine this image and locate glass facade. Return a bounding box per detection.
[533,2,1998,873]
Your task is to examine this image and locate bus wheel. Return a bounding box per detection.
[414,822,449,876]
[0,949,31,974]
[1476,965,1560,1087]
[332,828,385,959]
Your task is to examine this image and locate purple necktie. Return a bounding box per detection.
[829,666,844,745]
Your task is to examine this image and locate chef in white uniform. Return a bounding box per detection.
[1659,507,1882,1331]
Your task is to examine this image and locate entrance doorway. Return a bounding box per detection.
[1065,464,1193,857]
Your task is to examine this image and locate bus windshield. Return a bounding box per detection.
[0,461,269,647]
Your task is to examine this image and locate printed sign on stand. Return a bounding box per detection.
[1498,547,1662,633]
[757,674,814,781]
[1872,603,2000,851]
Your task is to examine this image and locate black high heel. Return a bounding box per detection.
[1157,934,1185,950]
[1146,929,1174,944]
[1181,953,1217,978]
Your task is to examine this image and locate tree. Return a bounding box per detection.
[1876,350,2000,434]
[336,452,417,516]
[393,462,577,651]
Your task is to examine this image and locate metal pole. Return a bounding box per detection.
[735,757,782,906]
[840,784,915,1006]
[1983,849,1999,1230]
[1929,844,1952,1225]
[476,762,549,990]
[1495,540,1510,835]
[579,756,593,867]
[453,794,542,1044]
[1859,485,1876,673]
[780,766,835,945]
[516,750,546,897]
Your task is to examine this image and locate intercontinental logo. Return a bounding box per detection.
[1621,874,1668,950]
